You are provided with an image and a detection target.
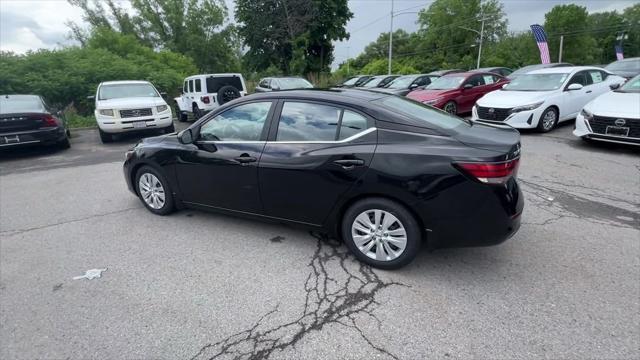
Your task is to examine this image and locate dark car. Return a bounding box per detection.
[123,89,523,269]
[357,75,400,88]
[508,63,573,79]
[473,67,513,77]
[0,95,70,149]
[339,75,373,88]
[375,74,440,96]
[605,58,640,79]
[254,77,314,92]
[428,69,465,77]
[407,72,509,115]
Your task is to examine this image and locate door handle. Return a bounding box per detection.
[234,153,257,164]
[586,90,592,93]
[333,159,364,169]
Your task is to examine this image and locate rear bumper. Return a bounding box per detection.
[0,127,66,148]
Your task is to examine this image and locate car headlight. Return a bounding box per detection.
[156,105,169,113]
[423,97,443,105]
[99,109,114,116]
[580,108,593,121]
[509,101,544,114]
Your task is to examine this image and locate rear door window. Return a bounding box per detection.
[276,102,341,141]
[195,79,202,92]
[588,70,604,84]
[188,80,194,93]
[482,74,496,85]
[183,81,188,93]
[338,111,368,140]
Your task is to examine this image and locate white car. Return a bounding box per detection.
[92,80,173,143]
[471,66,625,132]
[574,74,640,145]
[174,73,247,121]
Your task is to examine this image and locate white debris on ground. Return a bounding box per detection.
[73,268,108,280]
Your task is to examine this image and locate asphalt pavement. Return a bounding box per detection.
[1,121,639,359]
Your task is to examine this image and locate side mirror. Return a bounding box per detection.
[501,83,508,89]
[160,92,167,98]
[409,83,419,89]
[567,83,583,91]
[609,83,621,90]
[87,95,95,100]
[463,84,474,89]
[178,128,194,144]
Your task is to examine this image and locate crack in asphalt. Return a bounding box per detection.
[0,207,142,236]
[519,179,639,229]
[191,232,407,360]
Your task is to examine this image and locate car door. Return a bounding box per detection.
[562,71,593,118]
[175,100,276,213]
[457,74,486,113]
[258,100,377,225]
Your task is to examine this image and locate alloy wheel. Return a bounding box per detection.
[138,173,165,210]
[444,102,457,115]
[351,209,407,261]
[542,109,557,130]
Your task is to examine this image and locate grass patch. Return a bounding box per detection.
[65,112,97,129]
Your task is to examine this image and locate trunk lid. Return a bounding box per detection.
[0,113,49,133]
[454,121,521,159]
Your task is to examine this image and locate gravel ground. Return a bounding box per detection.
[1,121,638,359]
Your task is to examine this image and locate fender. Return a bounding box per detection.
[174,97,188,112]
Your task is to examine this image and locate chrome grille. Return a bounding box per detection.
[589,115,640,138]
[119,108,152,118]
[476,106,512,121]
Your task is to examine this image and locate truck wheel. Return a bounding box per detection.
[98,128,113,143]
[176,104,187,122]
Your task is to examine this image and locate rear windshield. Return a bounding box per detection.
[206,76,244,93]
[342,77,359,86]
[606,59,640,72]
[277,78,313,90]
[375,96,467,130]
[99,83,159,100]
[0,96,45,114]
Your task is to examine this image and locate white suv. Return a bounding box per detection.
[174,73,247,121]
[92,80,174,143]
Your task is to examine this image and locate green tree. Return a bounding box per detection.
[543,4,597,64]
[236,0,352,75]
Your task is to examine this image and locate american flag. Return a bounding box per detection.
[530,24,551,64]
[615,45,624,61]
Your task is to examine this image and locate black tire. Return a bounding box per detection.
[443,101,457,115]
[176,105,188,122]
[193,104,203,120]
[57,136,71,149]
[163,122,175,134]
[536,107,558,133]
[341,197,421,270]
[98,128,113,143]
[217,85,241,105]
[135,165,175,215]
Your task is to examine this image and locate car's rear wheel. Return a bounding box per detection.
[57,134,71,149]
[135,166,174,215]
[443,101,457,115]
[176,104,187,122]
[537,107,558,132]
[342,198,421,269]
[98,128,112,143]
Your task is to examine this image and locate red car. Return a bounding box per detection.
[407,71,509,115]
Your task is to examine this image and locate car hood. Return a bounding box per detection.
[454,121,521,155]
[477,90,550,107]
[407,89,456,102]
[585,91,640,118]
[96,97,167,109]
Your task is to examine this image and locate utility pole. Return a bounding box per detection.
[388,0,394,75]
[346,46,350,75]
[477,17,485,69]
[558,35,564,62]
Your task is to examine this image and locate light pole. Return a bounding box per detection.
[387,0,394,75]
[458,17,488,69]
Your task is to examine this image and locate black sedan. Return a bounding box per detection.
[123,89,523,269]
[375,74,440,96]
[0,95,70,149]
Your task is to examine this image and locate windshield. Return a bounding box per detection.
[277,78,313,90]
[386,76,417,89]
[375,96,467,130]
[362,77,384,88]
[98,83,159,100]
[0,96,45,114]
[342,77,359,86]
[503,73,568,91]
[606,59,640,72]
[618,75,640,93]
[426,76,465,90]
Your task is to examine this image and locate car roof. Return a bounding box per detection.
[441,71,496,78]
[1,94,41,99]
[186,73,243,79]
[243,88,387,103]
[100,80,151,85]
[529,66,602,74]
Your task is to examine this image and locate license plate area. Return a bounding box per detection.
[605,126,629,137]
[132,121,147,129]
[1,135,20,144]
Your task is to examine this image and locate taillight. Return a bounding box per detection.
[455,158,520,185]
[41,114,58,127]
[201,96,210,104]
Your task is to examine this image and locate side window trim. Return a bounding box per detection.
[195,100,277,143]
[266,99,374,143]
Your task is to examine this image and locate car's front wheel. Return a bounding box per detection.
[342,197,421,269]
[98,128,112,143]
[135,166,174,215]
[537,107,558,132]
[443,101,457,115]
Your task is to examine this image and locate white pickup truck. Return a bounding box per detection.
[174,73,247,121]
[92,80,174,143]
